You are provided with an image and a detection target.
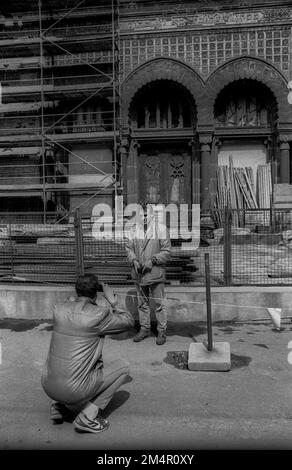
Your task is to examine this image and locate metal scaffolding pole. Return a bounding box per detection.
[112,0,121,207]
[0,0,122,218]
[40,0,121,216]
[112,0,118,202]
[39,0,47,222]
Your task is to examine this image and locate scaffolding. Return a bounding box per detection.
[0,0,121,220]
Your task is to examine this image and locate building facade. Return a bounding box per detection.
[1,0,292,216]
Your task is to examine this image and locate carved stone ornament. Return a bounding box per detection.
[279,135,292,144]
[120,7,292,32]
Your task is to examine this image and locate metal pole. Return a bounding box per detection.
[74,209,84,278]
[223,207,232,286]
[39,0,47,223]
[112,0,117,203]
[205,252,213,351]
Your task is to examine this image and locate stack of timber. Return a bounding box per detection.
[215,158,272,227]
[215,156,258,226]
[257,164,272,208]
[0,238,198,285]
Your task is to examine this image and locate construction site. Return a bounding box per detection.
[1,2,292,454]
[0,0,122,217]
[1,0,292,286]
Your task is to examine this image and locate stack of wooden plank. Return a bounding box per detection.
[0,239,198,285]
[216,156,258,209]
[215,157,257,226]
[215,158,272,227]
[216,165,231,214]
[257,164,272,208]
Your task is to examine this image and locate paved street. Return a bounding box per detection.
[0,319,291,450]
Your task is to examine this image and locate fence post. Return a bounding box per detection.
[74,209,84,278]
[270,193,275,231]
[205,253,213,351]
[223,207,232,286]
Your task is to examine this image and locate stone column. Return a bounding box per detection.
[279,139,290,184]
[264,136,277,185]
[200,136,212,211]
[264,137,273,163]
[210,138,221,208]
[119,141,128,197]
[126,139,140,204]
[189,138,200,205]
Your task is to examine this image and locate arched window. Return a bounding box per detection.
[214,80,277,129]
[130,80,195,130]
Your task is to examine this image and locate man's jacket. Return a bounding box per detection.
[125,218,171,286]
[41,295,134,406]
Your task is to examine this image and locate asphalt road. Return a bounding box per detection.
[0,319,291,450]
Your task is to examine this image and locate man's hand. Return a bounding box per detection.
[101,282,117,306]
[142,259,153,274]
[133,259,141,275]
[151,255,158,265]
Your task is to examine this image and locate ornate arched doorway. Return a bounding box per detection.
[121,58,204,206]
[128,79,197,207]
[203,58,292,208]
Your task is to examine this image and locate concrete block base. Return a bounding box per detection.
[188,342,231,371]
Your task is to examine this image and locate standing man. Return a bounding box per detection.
[125,205,171,345]
[42,274,134,434]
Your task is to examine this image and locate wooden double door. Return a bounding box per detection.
[139,146,192,207]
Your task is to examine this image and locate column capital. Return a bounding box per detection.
[264,136,273,146]
[213,137,222,148]
[280,141,290,151]
[279,134,292,144]
[199,135,213,146]
[188,138,197,147]
[130,139,140,149]
[121,125,130,136]
[119,146,127,156]
[121,137,129,147]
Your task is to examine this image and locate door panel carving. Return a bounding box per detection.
[140,154,161,204]
[169,156,186,203]
[139,151,191,206]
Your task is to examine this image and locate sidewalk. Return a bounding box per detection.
[0,319,291,449]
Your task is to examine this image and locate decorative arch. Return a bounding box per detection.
[204,57,290,125]
[121,58,205,126]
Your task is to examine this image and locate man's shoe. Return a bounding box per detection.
[156,332,166,346]
[74,412,110,434]
[133,329,150,342]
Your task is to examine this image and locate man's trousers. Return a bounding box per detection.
[135,282,167,333]
[54,360,130,413]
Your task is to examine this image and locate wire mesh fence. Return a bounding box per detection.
[207,208,292,286]
[0,208,292,286]
[0,212,77,284]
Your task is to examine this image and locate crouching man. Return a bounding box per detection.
[41,274,134,434]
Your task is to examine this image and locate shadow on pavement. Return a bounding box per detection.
[164,350,252,370]
[103,390,131,419]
